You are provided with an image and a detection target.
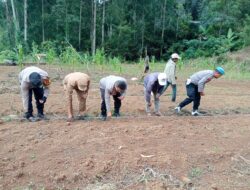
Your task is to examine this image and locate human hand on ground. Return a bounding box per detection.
[39,96,47,104]
[118,96,125,100]
[107,112,112,117]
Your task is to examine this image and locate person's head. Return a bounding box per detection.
[171,53,181,63]
[158,73,167,86]
[42,77,51,87]
[29,72,42,88]
[114,80,127,93]
[214,66,225,78]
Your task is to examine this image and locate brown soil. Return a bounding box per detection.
[0,65,250,190]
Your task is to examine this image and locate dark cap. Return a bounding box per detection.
[29,72,42,87]
[115,80,127,91]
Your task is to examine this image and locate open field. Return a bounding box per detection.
[0,65,250,190]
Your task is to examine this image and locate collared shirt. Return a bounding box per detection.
[100,75,127,112]
[19,66,50,111]
[190,70,214,92]
[144,72,164,103]
[164,59,176,84]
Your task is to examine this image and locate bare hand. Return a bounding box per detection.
[148,102,152,107]
[39,99,44,104]
[67,117,74,122]
[155,93,161,99]
[107,112,112,117]
[118,96,125,100]
[200,92,205,96]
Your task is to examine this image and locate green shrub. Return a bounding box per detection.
[59,46,81,68]
[93,48,106,65]
[0,50,17,62]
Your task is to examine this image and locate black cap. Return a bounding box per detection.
[29,72,42,87]
[115,80,127,91]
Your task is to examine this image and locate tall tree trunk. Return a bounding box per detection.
[78,0,82,50]
[24,0,27,42]
[65,0,68,41]
[42,0,45,42]
[160,0,167,57]
[4,1,12,46]
[141,12,145,57]
[91,0,96,56]
[10,0,19,44]
[101,0,105,48]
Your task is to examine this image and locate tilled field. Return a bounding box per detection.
[0,65,250,190]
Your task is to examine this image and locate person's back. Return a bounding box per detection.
[63,72,90,122]
[100,75,126,91]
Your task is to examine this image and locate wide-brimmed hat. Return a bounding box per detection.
[158,73,167,86]
[78,81,88,91]
[171,53,181,59]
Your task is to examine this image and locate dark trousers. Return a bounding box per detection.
[179,83,201,111]
[100,89,121,117]
[27,87,44,116]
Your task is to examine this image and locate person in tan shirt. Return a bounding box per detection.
[63,72,90,121]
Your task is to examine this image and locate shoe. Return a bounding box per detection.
[37,113,48,120]
[147,112,152,116]
[154,111,162,116]
[174,106,181,113]
[37,113,45,119]
[112,112,120,117]
[76,115,85,120]
[28,116,38,122]
[100,115,107,121]
[192,110,202,116]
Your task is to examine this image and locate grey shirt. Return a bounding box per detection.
[144,72,164,103]
[164,59,176,84]
[100,75,127,113]
[190,70,214,92]
[19,66,50,111]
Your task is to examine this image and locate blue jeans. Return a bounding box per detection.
[162,82,177,102]
[179,83,201,111]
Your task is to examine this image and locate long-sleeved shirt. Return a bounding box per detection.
[19,66,50,111]
[144,72,164,103]
[63,72,90,95]
[100,75,127,113]
[190,70,214,92]
[164,59,176,85]
[63,72,90,116]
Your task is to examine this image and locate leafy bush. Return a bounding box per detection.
[0,50,17,62]
[93,48,106,65]
[241,15,250,46]
[59,46,81,66]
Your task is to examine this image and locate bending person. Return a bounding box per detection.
[19,66,51,122]
[175,67,225,116]
[63,72,90,122]
[99,75,127,121]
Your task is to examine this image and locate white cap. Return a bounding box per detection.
[158,73,167,86]
[171,53,181,59]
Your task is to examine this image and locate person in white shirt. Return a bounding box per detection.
[19,66,51,122]
[163,53,181,102]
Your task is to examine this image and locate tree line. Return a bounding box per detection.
[1,0,250,61]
